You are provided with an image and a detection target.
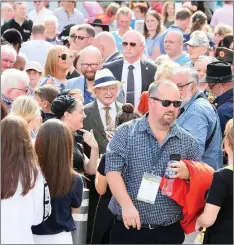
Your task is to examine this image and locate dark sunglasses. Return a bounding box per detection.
[150,97,182,108]
[70,34,90,41]
[122,42,137,47]
[58,54,67,60]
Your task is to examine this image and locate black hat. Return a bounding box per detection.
[57,24,75,43]
[90,19,109,32]
[206,61,233,83]
[215,47,233,64]
[51,95,76,119]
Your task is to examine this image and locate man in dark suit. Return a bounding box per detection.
[104,30,157,106]
[92,31,123,64]
[83,68,122,244]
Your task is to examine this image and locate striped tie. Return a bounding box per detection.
[104,107,112,126]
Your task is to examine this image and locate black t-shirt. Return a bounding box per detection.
[1,19,33,42]
[97,154,112,199]
[66,69,80,80]
[73,133,85,173]
[206,168,233,234]
[32,174,83,235]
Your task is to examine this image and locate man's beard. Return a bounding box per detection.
[82,70,96,81]
[159,112,176,127]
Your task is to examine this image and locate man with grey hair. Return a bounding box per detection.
[171,67,223,170]
[184,31,210,67]
[20,23,53,69]
[164,31,191,65]
[104,30,157,107]
[66,46,103,104]
[111,6,133,52]
[105,80,201,244]
[1,68,29,111]
[1,44,17,72]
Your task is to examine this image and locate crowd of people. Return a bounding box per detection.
[1,0,233,244]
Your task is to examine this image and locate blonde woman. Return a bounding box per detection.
[138,61,181,114]
[195,119,233,244]
[40,45,70,91]
[10,96,42,139]
[44,15,59,45]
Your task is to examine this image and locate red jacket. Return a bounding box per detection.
[160,160,214,234]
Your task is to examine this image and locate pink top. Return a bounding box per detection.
[210,4,233,28]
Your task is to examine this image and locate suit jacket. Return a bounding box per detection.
[103,58,157,104]
[105,52,123,63]
[83,100,122,154]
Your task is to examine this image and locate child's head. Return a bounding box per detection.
[25,61,43,89]
[35,84,59,113]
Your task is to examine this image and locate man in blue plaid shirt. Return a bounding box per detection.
[105,80,202,244]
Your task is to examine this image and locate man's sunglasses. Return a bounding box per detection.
[122,42,137,47]
[70,34,90,41]
[150,97,182,108]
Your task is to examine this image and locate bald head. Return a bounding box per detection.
[164,31,184,58]
[79,45,102,62]
[92,32,117,59]
[123,30,145,45]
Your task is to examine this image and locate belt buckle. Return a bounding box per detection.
[148,224,154,230]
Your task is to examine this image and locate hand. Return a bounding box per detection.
[80,129,98,149]
[168,160,190,180]
[105,130,114,141]
[122,205,141,230]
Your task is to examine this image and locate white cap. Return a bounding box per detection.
[25,61,43,73]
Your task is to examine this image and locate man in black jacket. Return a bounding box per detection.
[104,30,157,107]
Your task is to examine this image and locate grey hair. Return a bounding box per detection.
[173,67,200,85]
[148,80,178,97]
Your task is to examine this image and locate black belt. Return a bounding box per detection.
[116,215,161,230]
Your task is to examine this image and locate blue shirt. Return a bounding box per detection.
[177,91,223,170]
[145,34,161,57]
[31,175,83,235]
[111,30,123,53]
[105,114,202,225]
[1,94,13,112]
[174,52,191,65]
[40,75,66,91]
[214,88,233,136]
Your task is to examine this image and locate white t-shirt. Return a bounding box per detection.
[20,40,54,71]
[1,171,51,244]
[27,8,54,24]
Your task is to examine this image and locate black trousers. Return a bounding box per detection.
[110,218,185,244]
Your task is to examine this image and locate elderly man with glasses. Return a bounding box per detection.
[1,68,29,112]
[171,67,223,170]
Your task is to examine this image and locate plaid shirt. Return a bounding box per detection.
[1,94,13,112]
[105,114,202,225]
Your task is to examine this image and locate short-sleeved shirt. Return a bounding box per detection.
[105,114,202,225]
[145,34,161,57]
[31,174,83,235]
[174,52,191,65]
[1,18,33,42]
[205,168,233,236]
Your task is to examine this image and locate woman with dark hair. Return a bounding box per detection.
[51,95,99,175]
[1,115,51,244]
[218,34,233,49]
[32,119,83,244]
[162,1,175,29]
[2,28,23,53]
[190,11,207,33]
[91,103,141,244]
[144,10,163,60]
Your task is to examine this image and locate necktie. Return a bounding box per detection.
[126,65,135,105]
[104,107,112,127]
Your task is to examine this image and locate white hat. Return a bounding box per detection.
[93,68,121,88]
[25,61,43,73]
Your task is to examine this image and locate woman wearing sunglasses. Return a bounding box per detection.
[40,45,70,91]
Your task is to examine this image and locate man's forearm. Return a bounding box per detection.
[106,171,133,208]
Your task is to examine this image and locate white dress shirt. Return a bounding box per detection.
[121,59,142,107]
[96,99,117,130]
[27,8,54,24]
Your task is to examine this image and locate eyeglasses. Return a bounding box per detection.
[97,87,117,92]
[80,63,99,69]
[177,81,194,91]
[150,97,182,108]
[34,1,42,3]
[11,86,29,93]
[58,54,67,60]
[70,34,91,41]
[122,42,137,47]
